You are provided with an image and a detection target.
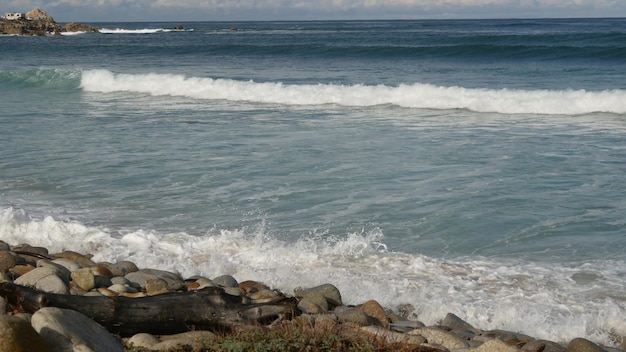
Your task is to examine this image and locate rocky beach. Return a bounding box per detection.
[0,240,624,352]
[0,8,97,36]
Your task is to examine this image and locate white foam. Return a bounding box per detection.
[1,207,625,345]
[99,28,179,34]
[80,69,626,115]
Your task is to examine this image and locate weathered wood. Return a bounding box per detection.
[0,282,296,336]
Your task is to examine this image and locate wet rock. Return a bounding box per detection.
[63,22,99,33]
[239,280,270,294]
[8,264,35,278]
[212,274,239,288]
[37,260,71,283]
[223,286,244,296]
[472,338,521,352]
[125,269,184,291]
[51,258,81,272]
[146,278,169,295]
[0,241,10,251]
[108,283,138,294]
[14,267,69,294]
[483,329,534,345]
[523,340,567,352]
[0,314,54,352]
[248,289,285,304]
[71,267,95,291]
[390,320,426,333]
[567,338,607,352]
[295,283,343,307]
[298,297,328,314]
[298,291,329,313]
[334,306,371,326]
[441,312,477,334]
[361,325,428,345]
[0,250,24,271]
[409,326,470,350]
[358,300,389,328]
[91,264,114,278]
[54,251,95,268]
[94,275,113,288]
[31,307,123,352]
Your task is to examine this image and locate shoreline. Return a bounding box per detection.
[1,240,624,352]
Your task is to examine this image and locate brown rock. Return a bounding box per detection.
[0,314,54,352]
[0,251,23,271]
[357,300,389,328]
[145,278,169,295]
[62,22,98,33]
[239,280,270,294]
[71,268,95,291]
[567,338,606,352]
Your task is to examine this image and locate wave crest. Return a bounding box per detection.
[80,69,626,115]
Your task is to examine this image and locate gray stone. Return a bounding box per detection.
[212,274,239,288]
[295,283,343,307]
[31,307,123,352]
[223,286,244,296]
[113,261,139,274]
[110,276,131,285]
[298,292,329,313]
[390,320,426,333]
[125,269,184,291]
[441,312,477,334]
[37,260,71,283]
[408,327,470,350]
[94,275,113,288]
[51,258,81,272]
[567,338,606,352]
[298,298,328,314]
[334,306,371,326]
[108,283,138,294]
[14,267,69,294]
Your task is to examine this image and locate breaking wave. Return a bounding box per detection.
[80,69,626,115]
[1,206,625,346]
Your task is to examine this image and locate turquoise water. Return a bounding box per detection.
[1,19,626,344]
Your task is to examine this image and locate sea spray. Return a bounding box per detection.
[1,207,624,345]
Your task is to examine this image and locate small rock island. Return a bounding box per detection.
[0,8,98,36]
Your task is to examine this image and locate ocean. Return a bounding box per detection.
[1,18,625,344]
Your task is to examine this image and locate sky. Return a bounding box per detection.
[2,0,625,22]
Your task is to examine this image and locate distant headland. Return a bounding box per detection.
[0,8,99,36]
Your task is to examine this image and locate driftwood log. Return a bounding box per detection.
[0,282,296,336]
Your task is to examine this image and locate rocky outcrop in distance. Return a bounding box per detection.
[0,8,98,36]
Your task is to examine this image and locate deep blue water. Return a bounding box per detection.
[1,19,626,344]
